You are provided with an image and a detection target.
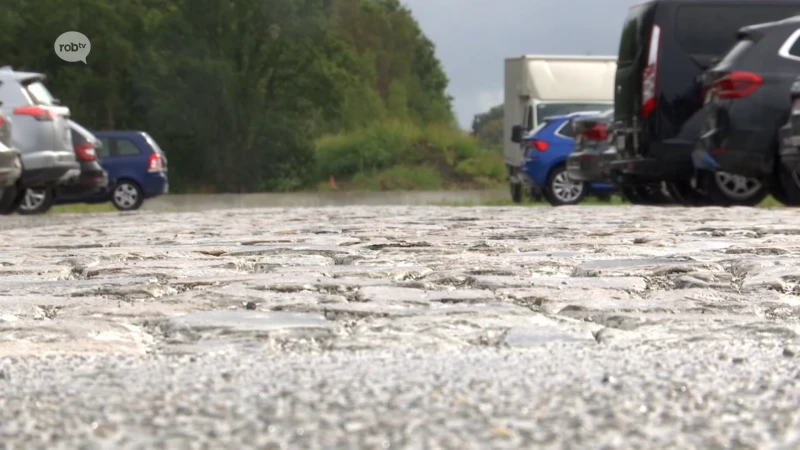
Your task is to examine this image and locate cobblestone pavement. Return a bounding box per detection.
[2,205,800,449]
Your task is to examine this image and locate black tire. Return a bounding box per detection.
[111,180,144,211]
[510,182,522,203]
[702,170,768,207]
[543,165,587,206]
[527,186,543,202]
[16,188,55,215]
[777,165,800,206]
[620,183,670,205]
[0,184,25,215]
[665,180,712,207]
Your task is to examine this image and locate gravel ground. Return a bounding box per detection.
[2,205,800,449]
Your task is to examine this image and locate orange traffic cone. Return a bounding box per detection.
[329,174,338,190]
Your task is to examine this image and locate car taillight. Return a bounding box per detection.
[525,139,549,152]
[0,115,5,127]
[712,71,762,99]
[642,24,661,119]
[13,105,54,121]
[74,142,96,161]
[148,152,163,172]
[583,124,608,141]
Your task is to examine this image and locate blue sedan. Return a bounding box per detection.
[520,112,615,206]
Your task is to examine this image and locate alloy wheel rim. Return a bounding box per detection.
[551,171,584,203]
[114,183,138,208]
[21,189,47,211]
[714,172,761,200]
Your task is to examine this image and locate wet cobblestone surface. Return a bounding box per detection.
[2,205,800,449]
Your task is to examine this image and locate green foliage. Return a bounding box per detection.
[315,120,505,190]
[0,0,461,193]
[471,103,504,151]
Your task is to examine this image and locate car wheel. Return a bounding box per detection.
[543,165,587,206]
[619,183,671,205]
[510,182,522,203]
[111,180,144,211]
[17,188,54,215]
[706,171,768,206]
[527,186,543,202]
[665,180,712,206]
[776,165,800,206]
[0,185,25,215]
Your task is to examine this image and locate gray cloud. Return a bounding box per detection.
[401,0,635,128]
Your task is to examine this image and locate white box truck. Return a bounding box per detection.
[504,55,616,202]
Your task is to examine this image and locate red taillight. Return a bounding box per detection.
[0,116,5,127]
[75,142,96,161]
[148,152,163,172]
[583,124,609,141]
[526,139,549,152]
[13,105,54,121]
[642,24,661,119]
[712,71,762,99]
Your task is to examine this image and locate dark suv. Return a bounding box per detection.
[609,0,800,205]
[693,16,800,206]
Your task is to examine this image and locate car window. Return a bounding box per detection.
[97,138,111,158]
[24,81,57,106]
[788,31,800,58]
[143,133,164,155]
[116,139,141,156]
[557,121,577,139]
[526,105,534,131]
[675,5,800,56]
[716,38,754,70]
[618,3,649,66]
[536,103,611,125]
[70,129,87,146]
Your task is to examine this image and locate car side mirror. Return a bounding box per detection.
[510,125,524,143]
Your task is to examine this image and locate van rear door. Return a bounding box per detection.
[613,1,656,153]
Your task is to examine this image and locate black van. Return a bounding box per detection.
[609,0,800,204]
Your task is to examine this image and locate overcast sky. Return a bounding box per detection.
[401,0,635,129]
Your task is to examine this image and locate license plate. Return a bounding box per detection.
[616,135,625,150]
[790,136,800,147]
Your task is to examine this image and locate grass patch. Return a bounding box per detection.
[49,203,116,214]
[314,120,505,191]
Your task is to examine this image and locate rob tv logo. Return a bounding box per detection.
[54,31,91,64]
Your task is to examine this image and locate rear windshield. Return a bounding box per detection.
[24,81,57,106]
[536,103,612,125]
[675,5,800,56]
[715,38,754,70]
[70,128,87,145]
[143,133,164,155]
[618,3,650,65]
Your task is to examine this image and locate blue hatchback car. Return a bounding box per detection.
[520,112,615,206]
[54,131,169,211]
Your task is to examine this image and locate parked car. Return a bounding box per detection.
[0,109,24,214]
[0,67,79,193]
[607,0,800,206]
[60,130,168,211]
[17,120,109,214]
[520,111,615,206]
[772,75,800,205]
[692,16,800,206]
[566,109,617,184]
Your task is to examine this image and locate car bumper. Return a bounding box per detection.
[56,170,109,198]
[142,172,169,197]
[567,151,614,183]
[20,151,80,187]
[0,149,22,188]
[692,127,773,178]
[608,155,694,182]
